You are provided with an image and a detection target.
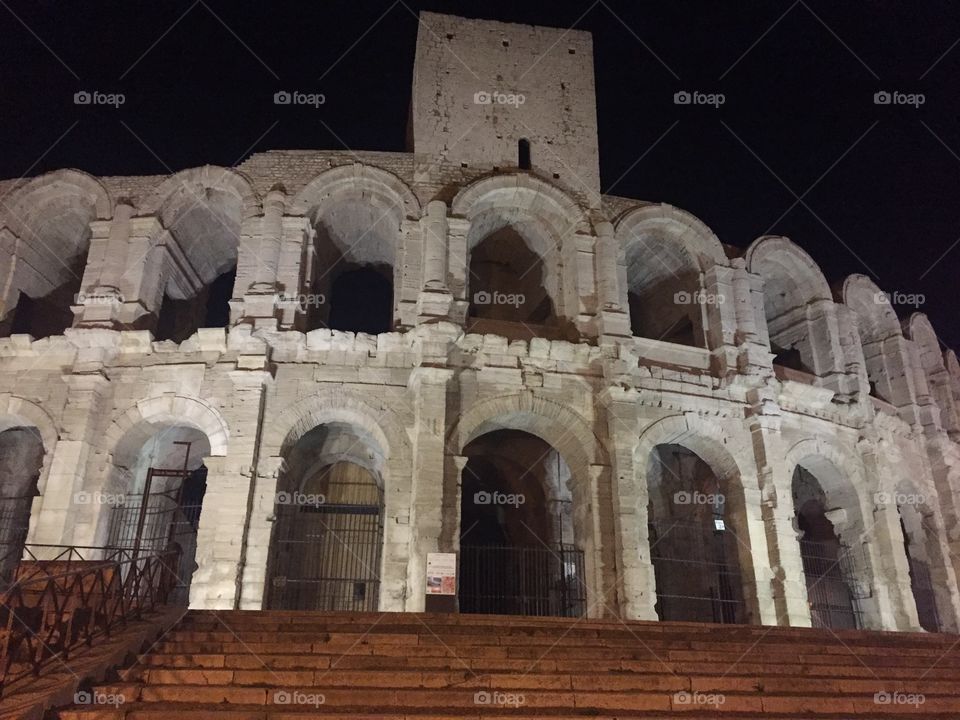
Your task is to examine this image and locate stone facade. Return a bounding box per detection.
[1,12,959,633]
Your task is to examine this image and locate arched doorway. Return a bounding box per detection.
[104,427,210,604]
[646,444,746,623]
[0,428,44,584]
[792,466,861,629]
[458,429,584,617]
[267,423,385,611]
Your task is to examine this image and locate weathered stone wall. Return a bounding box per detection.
[1,12,958,634]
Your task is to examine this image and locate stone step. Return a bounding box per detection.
[129,652,960,679]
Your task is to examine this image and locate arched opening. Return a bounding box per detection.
[468,226,555,327]
[155,266,235,343]
[305,199,396,335]
[0,174,106,339]
[843,276,905,405]
[518,138,531,170]
[458,429,583,617]
[792,465,861,629]
[624,238,703,347]
[898,502,943,632]
[0,427,44,585]
[267,423,385,611]
[327,265,392,334]
[103,427,210,605]
[152,181,243,342]
[646,444,746,623]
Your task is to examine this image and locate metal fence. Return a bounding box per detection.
[799,538,863,630]
[648,519,745,624]
[0,544,180,695]
[458,544,586,618]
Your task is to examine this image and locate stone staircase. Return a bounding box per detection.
[55,610,960,718]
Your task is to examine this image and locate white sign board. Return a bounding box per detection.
[425,552,457,595]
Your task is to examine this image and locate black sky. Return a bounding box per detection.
[1,1,958,347]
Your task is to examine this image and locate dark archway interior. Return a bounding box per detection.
[646,444,744,624]
[468,228,554,325]
[792,466,859,629]
[155,266,235,342]
[0,256,85,340]
[0,427,44,583]
[458,429,582,617]
[327,265,393,334]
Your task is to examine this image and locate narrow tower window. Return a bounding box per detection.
[518,138,531,170]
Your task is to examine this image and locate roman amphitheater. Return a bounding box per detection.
[1,11,958,639]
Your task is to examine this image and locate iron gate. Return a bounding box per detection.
[268,489,384,612]
[458,544,585,617]
[106,467,206,604]
[799,538,863,629]
[907,556,941,632]
[648,519,744,624]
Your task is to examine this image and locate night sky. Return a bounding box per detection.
[1,1,958,347]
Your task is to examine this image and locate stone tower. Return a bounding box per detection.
[410,11,601,202]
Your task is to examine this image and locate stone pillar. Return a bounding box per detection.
[40,373,113,547]
[232,187,285,326]
[745,389,812,626]
[237,454,283,610]
[701,264,740,377]
[730,260,773,378]
[416,201,453,322]
[189,368,267,609]
[599,387,657,619]
[275,217,313,330]
[405,367,453,610]
[858,438,918,630]
[594,221,631,340]
[74,207,167,331]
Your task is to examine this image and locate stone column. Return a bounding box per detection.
[594,221,631,340]
[858,438,918,630]
[232,187,285,326]
[745,389,812,626]
[405,366,453,610]
[39,373,113,548]
[74,206,167,331]
[599,387,657,619]
[416,201,453,322]
[189,367,267,609]
[701,264,740,377]
[236,454,283,610]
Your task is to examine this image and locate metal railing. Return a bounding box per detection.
[648,519,745,624]
[800,538,864,630]
[0,544,181,695]
[458,544,585,618]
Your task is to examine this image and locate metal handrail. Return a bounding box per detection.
[0,543,181,696]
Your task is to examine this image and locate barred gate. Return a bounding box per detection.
[648,519,744,624]
[268,479,384,612]
[458,544,585,617]
[106,467,206,604]
[799,538,863,629]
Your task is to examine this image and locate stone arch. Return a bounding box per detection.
[746,235,838,376]
[634,413,762,624]
[842,274,911,406]
[0,395,59,551]
[102,394,229,488]
[289,164,419,334]
[907,313,958,433]
[615,204,727,346]
[142,167,259,341]
[0,170,112,337]
[449,391,609,616]
[452,391,606,476]
[783,435,882,627]
[451,174,589,330]
[290,162,420,221]
[259,387,412,612]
